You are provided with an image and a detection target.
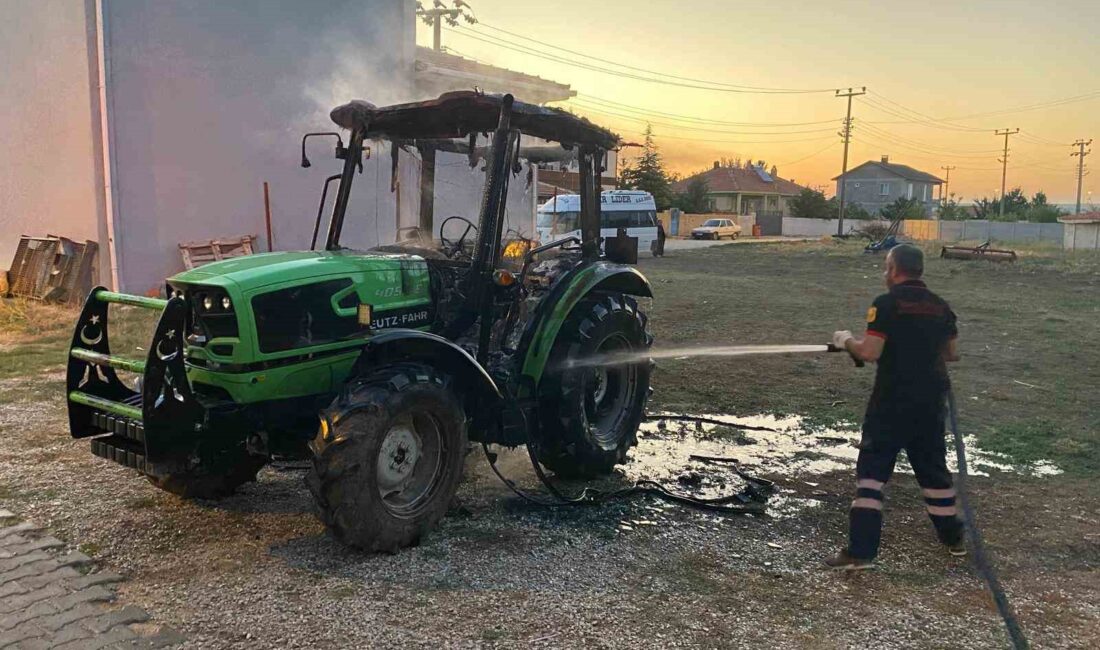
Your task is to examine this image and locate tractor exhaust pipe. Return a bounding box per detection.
[468,94,517,364]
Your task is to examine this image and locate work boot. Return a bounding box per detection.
[824,549,874,571]
[945,540,967,557]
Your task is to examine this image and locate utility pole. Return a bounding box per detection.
[1071,139,1092,214]
[835,87,866,236]
[416,1,477,52]
[940,165,955,207]
[995,128,1019,218]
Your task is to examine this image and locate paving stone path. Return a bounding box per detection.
[0,511,183,649]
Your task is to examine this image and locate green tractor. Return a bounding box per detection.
[66,92,654,551]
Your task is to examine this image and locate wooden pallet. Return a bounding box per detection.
[178,235,257,270]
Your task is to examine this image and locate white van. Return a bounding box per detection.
[536,190,659,257]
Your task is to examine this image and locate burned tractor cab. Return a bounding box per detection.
[66,91,653,551]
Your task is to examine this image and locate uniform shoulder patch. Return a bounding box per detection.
[866,306,877,323]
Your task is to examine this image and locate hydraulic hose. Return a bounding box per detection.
[947,387,1029,649]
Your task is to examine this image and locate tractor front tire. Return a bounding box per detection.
[147,452,266,499]
[308,363,466,552]
[534,292,652,478]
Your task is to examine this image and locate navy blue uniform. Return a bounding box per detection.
[848,279,964,559]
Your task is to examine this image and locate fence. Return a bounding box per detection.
[780,217,1063,245]
[903,220,1063,244]
[657,213,1065,246]
[658,211,755,237]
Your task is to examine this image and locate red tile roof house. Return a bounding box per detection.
[1058,211,1100,250]
[672,162,810,216]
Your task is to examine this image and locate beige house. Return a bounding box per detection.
[673,162,809,216]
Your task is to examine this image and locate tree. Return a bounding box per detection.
[618,124,674,209]
[937,193,969,221]
[789,188,834,219]
[1023,190,1064,223]
[672,177,710,213]
[843,202,873,221]
[972,187,1063,222]
[880,197,925,221]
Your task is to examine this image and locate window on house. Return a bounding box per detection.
[907,183,914,199]
[879,183,890,196]
[922,185,928,201]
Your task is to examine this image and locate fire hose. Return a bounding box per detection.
[483,342,1028,648]
[947,386,1029,649]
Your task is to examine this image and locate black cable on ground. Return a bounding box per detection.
[642,413,779,433]
[480,442,767,515]
[948,387,1029,650]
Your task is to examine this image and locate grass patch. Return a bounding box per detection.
[328,585,358,600]
[127,496,160,510]
[637,240,1100,476]
[0,297,159,380]
[78,541,101,556]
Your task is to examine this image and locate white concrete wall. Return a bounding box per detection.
[0,0,104,274]
[1064,223,1100,250]
[782,217,891,237]
[102,0,416,293]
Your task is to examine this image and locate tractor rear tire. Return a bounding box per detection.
[307,363,466,552]
[147,452,266,499]
[534,292,652,478]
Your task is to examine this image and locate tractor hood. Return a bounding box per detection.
[170,250,422,293]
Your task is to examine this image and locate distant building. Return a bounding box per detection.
[415,46,574,104]
[1058,212,1100,250]
[833,156,943,217]
[673,162,809,216]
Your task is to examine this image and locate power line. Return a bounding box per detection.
[776,141,840,167]
[614,125,838,145]
[472,22,835,94]
[863,89,1100,128]
[572,94,843,127]
[863,93,988,133]
[447,25,838,94]
[563,99,839,135]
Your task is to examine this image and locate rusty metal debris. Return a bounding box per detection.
[6,235,98,305]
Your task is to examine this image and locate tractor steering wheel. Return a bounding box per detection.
[439,216,478,260]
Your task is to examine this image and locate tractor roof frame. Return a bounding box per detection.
[329,91,620,151]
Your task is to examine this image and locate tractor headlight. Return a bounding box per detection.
[203,296,214,311]
[221,296,232,310]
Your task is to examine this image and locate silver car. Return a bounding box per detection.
[691,218,742,240]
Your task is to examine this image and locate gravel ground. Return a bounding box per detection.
[1,372,1098,648]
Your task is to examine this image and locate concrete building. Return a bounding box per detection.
[672,162,808,217]
[833,156,943,217]
[1059,212,1100,250]
[1,1,569,294]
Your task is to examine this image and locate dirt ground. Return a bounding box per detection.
[1,240,1098,648]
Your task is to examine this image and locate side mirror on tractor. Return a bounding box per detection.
[605,227,638,265]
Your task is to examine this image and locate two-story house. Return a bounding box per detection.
[833,156,943,217]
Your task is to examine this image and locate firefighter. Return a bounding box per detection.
[827,244,965,570]
[653,219,667,257]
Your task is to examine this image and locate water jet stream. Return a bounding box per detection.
[564,344,830,370]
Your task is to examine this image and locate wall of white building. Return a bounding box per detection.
[0,0,105,272]
[101,0,418,293]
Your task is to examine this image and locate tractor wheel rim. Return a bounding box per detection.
[376,414,444,517]
[585,333,636,447]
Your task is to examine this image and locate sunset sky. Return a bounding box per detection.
[418,0,1099,204]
